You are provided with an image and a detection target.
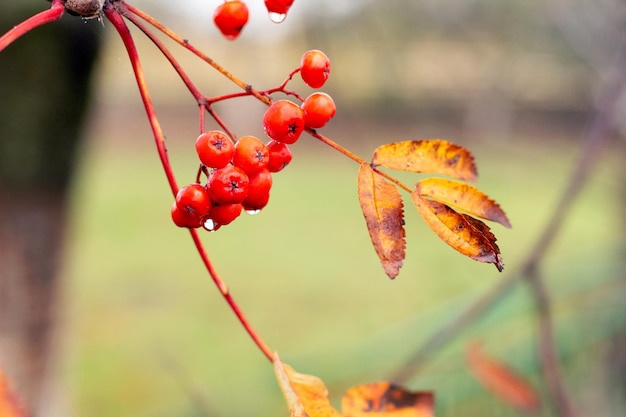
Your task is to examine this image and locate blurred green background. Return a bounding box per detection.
[47,1,626,416]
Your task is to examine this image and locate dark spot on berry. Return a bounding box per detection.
[288,122,299,134]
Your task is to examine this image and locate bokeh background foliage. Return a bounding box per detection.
[6,0,625,416]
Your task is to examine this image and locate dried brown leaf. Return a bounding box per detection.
[416,178,511,228]
[357,163,406,279]
[342,382,434,417]
[466,343,541,412]
[411,191,504,271]
[274,353,342,417]
[372,140,477,181]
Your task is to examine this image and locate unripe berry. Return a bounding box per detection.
[263,100,305,144]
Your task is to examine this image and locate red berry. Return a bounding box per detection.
[208,202,243,226]
[263,100,305,144]
[175,184,212,219]
[171,202,203,228]
[213,1,249,40]
[266,140,292,172]
[302,92,336,128]
[300,50,330,88]
[233,135,269,175]
[207,165,249,204]
[264,0,294,15]
[195,130,235,168]
[243,169,272,211]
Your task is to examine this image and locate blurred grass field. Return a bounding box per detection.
[56,110,624,417]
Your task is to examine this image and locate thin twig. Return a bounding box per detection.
[526,268,578,417]
[104,4,179,196]
[391,45,626,385]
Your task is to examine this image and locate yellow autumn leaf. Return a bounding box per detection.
[372,140,477,181]
[357,163,406,279]
[466,343,541,412]
[274,353,342,417]
[342,382,434,417]
[411,192,504,271]
[274,354,437,417]
[415,178,511,228]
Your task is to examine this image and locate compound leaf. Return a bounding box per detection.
[357,163,406,279]
[274,353,342,417]
[341,382,434,417]
[466,343,541,412]
[372,140,477,181]
[411,191,504,271]
[416,178,511,228]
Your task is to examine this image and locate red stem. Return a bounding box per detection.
[104,4,274,362]
[121,1,266,102]
[189,229,273,361]
[0,0,64,53]
[310,130,413,193]
[206,107,238,141]
[104,5,179,196]
[121,8,204,103]
[199,103,206,133]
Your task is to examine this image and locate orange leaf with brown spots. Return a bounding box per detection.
[372,140,477,181]
[466,343,541,412]
[357,163,406,279]
[416,178,511,228]
[341,382,434,417]
[274,354,436,417]
[411,191,504,271]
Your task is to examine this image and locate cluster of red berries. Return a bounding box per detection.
[172,49,334,231]
[171,131,292,231]
[213,0,296,40]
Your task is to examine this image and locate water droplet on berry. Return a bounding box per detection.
[268,12,287,23]
[245,209,261,215]
[203,218,218,232]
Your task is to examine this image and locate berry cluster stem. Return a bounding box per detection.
[189,229,273,361]
[121,2,271,105]
[309,130,413,193]
[0,0,64,53]
[104,5,179,196]
[104,4,274,362]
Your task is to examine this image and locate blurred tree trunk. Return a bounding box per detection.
[0,1,101,414]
